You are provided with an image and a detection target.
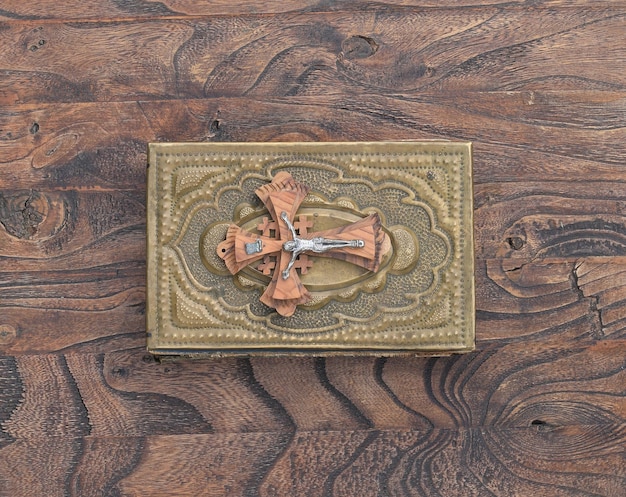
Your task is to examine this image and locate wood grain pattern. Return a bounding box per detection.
[0,2,625,496]
[3,1,624,22]
[0,345,624,495]
[1,93,624,189]
[0,8,624,104]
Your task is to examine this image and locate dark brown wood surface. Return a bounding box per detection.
[1,2,625,495]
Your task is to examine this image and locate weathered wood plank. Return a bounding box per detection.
[2,1,622,21]
[0,339,624,494]
[0,432,291,497]
[0,427,624,496]
[1,92,624,194]
[0,8,624,104]
[1,338,624,438]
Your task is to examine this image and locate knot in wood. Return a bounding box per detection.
[341,35,378,60]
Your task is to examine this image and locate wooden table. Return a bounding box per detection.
[0,2,624,495]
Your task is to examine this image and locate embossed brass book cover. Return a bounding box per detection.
[147,142,474,356]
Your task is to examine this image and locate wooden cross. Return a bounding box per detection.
[217,172,388,317]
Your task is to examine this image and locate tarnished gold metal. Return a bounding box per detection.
[147,142,474,356]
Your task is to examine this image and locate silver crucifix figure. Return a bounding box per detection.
[280,212,365,280]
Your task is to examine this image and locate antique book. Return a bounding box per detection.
[147,142,474,356]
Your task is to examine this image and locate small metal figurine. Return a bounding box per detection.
[217,172,388,317]
[280,211,365,280]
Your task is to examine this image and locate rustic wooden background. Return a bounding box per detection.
[1,1,625,495]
